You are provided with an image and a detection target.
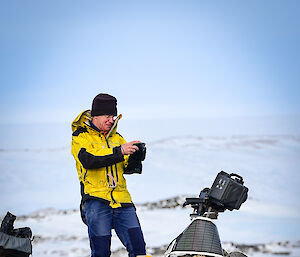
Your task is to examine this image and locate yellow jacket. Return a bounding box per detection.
[71,110,133,208]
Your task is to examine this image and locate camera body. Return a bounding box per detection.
[209,171,248,211]
[123,143,146,174]
[133,143,146,161]
[184,171,248,217]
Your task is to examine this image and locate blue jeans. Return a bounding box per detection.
[82,199,146,257]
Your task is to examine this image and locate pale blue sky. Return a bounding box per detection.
[0,0,299,124]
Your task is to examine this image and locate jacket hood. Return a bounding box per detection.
[71,110,122,138]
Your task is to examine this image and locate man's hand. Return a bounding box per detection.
[121,141,141,155]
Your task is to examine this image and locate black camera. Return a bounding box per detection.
[124,143,146,174]
[132,143,146,161]
[209,171,248,211]
[184,171,248,217]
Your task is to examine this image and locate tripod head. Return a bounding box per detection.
[184,171,248,219]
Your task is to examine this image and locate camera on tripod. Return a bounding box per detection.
[184,171,248,218]
[164,171,249,257]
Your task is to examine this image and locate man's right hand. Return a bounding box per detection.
[121,141,141,155]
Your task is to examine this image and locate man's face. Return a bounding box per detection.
[93,115,115,131]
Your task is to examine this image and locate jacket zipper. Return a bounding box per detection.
[83,169,88,181]
[102,135,113,185]
[106,166,110,184]
[114,164,119,182]
[104,137,116,180]
[104,136,114,181]
[103,135,117,204]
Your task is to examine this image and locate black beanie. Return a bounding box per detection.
[91,93,117,116]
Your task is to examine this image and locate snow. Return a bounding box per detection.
[10,207,300,257]
[0,120,300,256]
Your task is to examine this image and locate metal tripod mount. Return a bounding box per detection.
[164,171,248,257]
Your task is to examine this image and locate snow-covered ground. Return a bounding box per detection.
[10,204,300,257]
[0,120,300,256]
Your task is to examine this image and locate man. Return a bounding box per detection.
[71,93,147,257]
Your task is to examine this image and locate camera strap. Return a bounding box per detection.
[106,114,122,139]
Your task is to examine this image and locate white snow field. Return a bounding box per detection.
[11,206,300,257]
[0,119,300,256]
